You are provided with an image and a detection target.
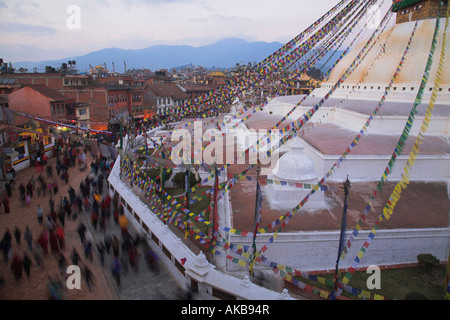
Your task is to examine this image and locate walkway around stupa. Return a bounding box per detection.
[0,148,185,300]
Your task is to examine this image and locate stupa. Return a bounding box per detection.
[264,137,327,210]
[227,0,450,273]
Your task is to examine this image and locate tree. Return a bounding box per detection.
[147,167,172,185]
[172,171,200,191]
[417,253,440,272]
[307,67,324,81]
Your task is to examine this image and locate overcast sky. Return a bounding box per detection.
[0,0,348,62]
[0,0,392,63]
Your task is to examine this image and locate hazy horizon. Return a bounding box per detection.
[1,0,345,63]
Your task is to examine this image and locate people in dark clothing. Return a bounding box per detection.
[2,197,10,213]
[22,253,32,279]
[1,229,12,261]
[11,253,23,280]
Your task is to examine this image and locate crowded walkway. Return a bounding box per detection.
[0,143,182,300]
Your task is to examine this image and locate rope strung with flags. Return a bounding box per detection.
[338,4,450,295]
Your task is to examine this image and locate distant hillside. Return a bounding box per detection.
[13,38,285,73]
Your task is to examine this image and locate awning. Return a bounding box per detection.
[4,151,19,159]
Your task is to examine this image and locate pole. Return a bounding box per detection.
[249,164,261,280]
[119,120,123,149]
[185,167,190,239]
[211,163,219,249]
[332,175,351,299]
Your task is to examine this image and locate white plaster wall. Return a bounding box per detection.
[301,140,450,182]
[227,228,450,273]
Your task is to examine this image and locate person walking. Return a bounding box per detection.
[111,256,122,287]
[77,222,86,244]
[118,213,128,236]
[26,180,33,198]
[49,196,55,213]
[36,204,44,224]
[83,265,94,291]
[24,226,33,251]
[104,232,112,255]
[71,247,81,266]
[10,253,23,281]
[37,231,48,255]
[1,229,12,262]
[22,253,32,279]
[111,235,120,258]
[57,253,66,275]
[5,182,12,197]
[96,241,105,267]
[14,226,21,246]
[2,196,10,213]
[58,204,65,227]
[49,230,59,253]
[56,225,65,250]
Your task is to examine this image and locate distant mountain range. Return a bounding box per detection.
[13,38,344,75]
[13,38,284,73]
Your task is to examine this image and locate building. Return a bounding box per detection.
[144,84,189,116]
[96,75,134,87]
[193,71,228,86]
[0,73,64,90]
[178,84,216,101]
[8,84,76,122]
[145,69,173,85]
[286,74,320,95]
[74,102,91,131]
[130,86,147,119]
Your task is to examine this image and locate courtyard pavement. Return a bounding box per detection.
[0,146,184,300]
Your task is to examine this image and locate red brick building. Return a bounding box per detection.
[8,84,76,122]
[0,73,64,90]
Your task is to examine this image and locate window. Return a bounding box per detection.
[212,288,236,300]
[44,136,52,146]
[162,245,171,259]
[78,108,86,116]
[15,145,25,155]
[152,233,159,245]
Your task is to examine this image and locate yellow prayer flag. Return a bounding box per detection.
[320,290,329,299]
[361,290,371,299]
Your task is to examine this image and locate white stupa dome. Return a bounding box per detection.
[318,18,450,102]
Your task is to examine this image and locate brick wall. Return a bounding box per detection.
[8,86,52,117]
[0,74,63,90]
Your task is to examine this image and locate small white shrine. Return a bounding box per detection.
[264,137,327,211]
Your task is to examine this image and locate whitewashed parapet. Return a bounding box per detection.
[227,228,450,274]
[108,155,294,300]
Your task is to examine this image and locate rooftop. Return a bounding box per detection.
[147,84,189,100]
[27,84,72,102]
